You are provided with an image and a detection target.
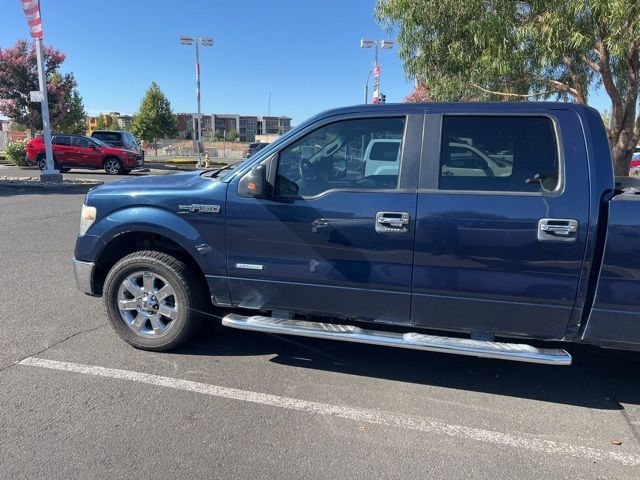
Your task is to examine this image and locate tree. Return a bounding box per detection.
[404,83,434,103]
[377,0,640,175]
[53,89,86,134]
[214,129,224,141]
[95,116,106,130]
[0,40,78,135]
[228,129,239,141]
[130,82,177,153]
[109,116,119,130]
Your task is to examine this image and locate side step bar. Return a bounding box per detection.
[222,314,572,365]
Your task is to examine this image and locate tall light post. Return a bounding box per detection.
[360,39,393,104]
[180,35,213,168]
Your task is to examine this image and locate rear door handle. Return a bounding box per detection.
[376,212,410,233]
[538,218,578,242]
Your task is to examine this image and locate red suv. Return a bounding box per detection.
[26,135,140,175]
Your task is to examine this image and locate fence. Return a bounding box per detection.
[147,138,249,160]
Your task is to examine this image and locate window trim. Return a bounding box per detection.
[419,112,565,197]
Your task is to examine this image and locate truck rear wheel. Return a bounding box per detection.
[103,250,204,351]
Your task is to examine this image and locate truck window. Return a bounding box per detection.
[439,116,559,193]
[275,117,405,197]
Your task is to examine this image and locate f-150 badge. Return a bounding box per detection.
[178,204,221,214]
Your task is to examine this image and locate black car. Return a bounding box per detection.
[91,130,144,164]
[245,142,269,158]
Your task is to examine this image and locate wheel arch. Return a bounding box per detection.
[92,230,208,297]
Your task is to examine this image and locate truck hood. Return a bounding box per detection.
[95,170,205,192]
[85,170,228,216]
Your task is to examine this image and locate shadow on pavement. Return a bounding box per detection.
[178,317,640,411]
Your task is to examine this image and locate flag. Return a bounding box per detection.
[21,0,43,39]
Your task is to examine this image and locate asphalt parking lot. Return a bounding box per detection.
[1,169,640,479]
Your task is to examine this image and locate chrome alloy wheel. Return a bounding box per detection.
[104,158,121,174]
[117,271,178,337]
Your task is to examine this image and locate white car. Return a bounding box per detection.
[363,138,512,178]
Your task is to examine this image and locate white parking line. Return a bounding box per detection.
[18,356,640,466]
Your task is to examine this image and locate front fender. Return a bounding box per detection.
[75,206,221,275]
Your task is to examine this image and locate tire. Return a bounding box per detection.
[104,157,123,175]
[103,250,205,351]
[121,168,131,175]
[37,154,47,171]
[37,154,67,172]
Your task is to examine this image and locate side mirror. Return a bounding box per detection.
[239,164,268,198]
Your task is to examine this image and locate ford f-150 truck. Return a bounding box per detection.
[73,102,640,366]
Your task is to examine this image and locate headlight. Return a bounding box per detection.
[79,204,97,236]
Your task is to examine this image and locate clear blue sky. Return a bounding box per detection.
[1,0,413,124]
[1,0,610,124]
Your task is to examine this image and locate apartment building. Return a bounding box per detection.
[177,112,292,142]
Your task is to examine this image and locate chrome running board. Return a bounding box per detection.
[222,314,572,365]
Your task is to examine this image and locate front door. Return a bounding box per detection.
[71,136,95,166]
[225,114,422,324]
[411,111,590,338]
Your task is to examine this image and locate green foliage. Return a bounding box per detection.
[130,82,177,144]
[214,129,224,141]
[53,90,86,135]
[109,116,119,130]
[4,139,28,166]
[0,40,79,134]
[228,129,239,141]
[376,0,640,174]
[95,116,106,130]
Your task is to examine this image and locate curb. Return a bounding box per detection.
[0,180,103,193]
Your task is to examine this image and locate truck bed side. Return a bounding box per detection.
[583,192,640,349]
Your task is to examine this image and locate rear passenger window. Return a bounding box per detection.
[53,136,70,146]
[439,116,560,193]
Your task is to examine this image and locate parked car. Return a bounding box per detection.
[26,134,140,175]
[244,142,268,158]
[91,130,144,163]
[629,152,640,175]
[73,102,640,366]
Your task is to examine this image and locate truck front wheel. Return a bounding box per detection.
[103,250,204,351]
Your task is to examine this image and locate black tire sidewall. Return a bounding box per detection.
[104,253,194,350]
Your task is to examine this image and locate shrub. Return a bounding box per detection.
[5,139,28,166]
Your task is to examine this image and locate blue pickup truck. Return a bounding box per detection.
[73,102,640,366]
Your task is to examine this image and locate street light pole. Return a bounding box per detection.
[34,37,56,176]
[364,69,372,104]
[360,39,394,104]
[181,35,213,168]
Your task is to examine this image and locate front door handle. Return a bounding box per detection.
[376,212,410,233]
[538,218,578,242]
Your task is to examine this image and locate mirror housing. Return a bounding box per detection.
[238,164,268,198]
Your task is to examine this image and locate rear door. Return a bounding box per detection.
[412,110,590,338]
[52,135,72,164]
[225,113,422,324]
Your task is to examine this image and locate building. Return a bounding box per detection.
[85,112,132,134]
[176,112,292,142]
[117,115,133,129]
